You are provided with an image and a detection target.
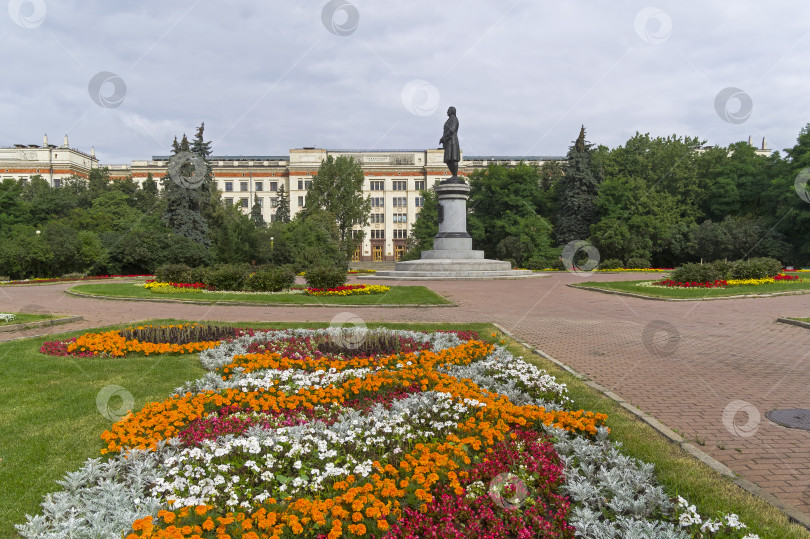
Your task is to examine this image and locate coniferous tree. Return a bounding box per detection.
[556,126,600,244]
[276,185,290,223]
[162,133,210,246]
[250,194,265,227]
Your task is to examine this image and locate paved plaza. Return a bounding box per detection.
[2,272,809,520]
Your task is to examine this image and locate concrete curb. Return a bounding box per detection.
[570,283,810,302]
[777,317,810,330]
[0,316,83,334]
[64,289,455,308]
[493,323,810,531]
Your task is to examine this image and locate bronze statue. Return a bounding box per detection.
[439,106,460,179]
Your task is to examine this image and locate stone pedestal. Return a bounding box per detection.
[370,178,540,280]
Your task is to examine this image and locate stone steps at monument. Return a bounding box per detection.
[368,269,542,280]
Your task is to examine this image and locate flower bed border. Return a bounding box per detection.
[0,315,83,334]
[569,283,810,302]
[64,288,455,308]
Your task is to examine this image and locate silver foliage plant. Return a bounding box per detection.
[17,327,745,538]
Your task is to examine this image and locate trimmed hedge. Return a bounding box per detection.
[625,257,651,269]
[246,266,296,292]
[304,266,347,289]
[155,263,193,284]
[208,264,252,291]
[599,258,624,270]
[671,258,782,283]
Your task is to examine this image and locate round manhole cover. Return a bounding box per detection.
[766,409,810,431]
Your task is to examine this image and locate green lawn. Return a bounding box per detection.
[574,278,810,299]
[69,282,451,305]
[0,313,58,326]
[790,318,810,324]
[1,320,805,538]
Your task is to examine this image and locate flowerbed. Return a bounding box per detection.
[0,313,16,323]
[0,274,153,285]
[306,284,391,297]
[653,274,801,288]
[144,281,212,294]
[40,324,244,358]
[21,328,760,538]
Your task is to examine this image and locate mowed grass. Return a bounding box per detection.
[69,282,451,305]
[1,320,807,538]
[0,313,58,326]
[574,278,810,299]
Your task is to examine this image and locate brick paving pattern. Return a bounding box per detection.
[1,273,809,517]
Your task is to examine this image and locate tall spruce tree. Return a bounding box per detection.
[162,133,210,245]
[556,126,600,244]
[276,184,290,223]
[250,194,265,227]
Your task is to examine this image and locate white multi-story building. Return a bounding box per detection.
[0,136,565,261]
[115,148,564,261]
[0,134,98,185]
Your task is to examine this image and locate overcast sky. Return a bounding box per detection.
[1,1,809,164]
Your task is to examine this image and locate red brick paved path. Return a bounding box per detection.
[2,273,809,516]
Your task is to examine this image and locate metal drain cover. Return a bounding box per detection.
[766,409,810,431]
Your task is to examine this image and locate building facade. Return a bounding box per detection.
[116,148,563,261]
[0,135,98,185]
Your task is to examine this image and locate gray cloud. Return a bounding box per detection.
[1,0,808,164]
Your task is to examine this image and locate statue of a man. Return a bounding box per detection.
[439,106,460,178]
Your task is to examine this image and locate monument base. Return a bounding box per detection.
[368,254,542,280]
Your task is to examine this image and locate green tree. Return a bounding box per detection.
[271,210,344,272]
[162,134,211,246]
[250,194,266,228]
[276,185,290,223]
[401,187,438,260]
[555,126,600,245]
[467,162,558,264]
[305,155,370,263]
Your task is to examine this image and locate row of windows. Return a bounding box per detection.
[221,179,428,193]
[367,229,409,240]
[223,181,279,192]
[370,180,425,191]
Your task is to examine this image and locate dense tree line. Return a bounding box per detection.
[407,124,810,268]
[3,122,810,279]
[0,124,350,279]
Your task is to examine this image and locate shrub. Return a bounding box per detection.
[61,272,86,280]
[155,263,193,284]
[208,264,252,291]
[189,266,213,287]
[709,260,734,279]
[731,257,782,280]
[247,266,296,292]
[625,257,651,269]
[599,258,624,270]
[305,266,347,289]
[524,257,546,271]
[671,262,724,283]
